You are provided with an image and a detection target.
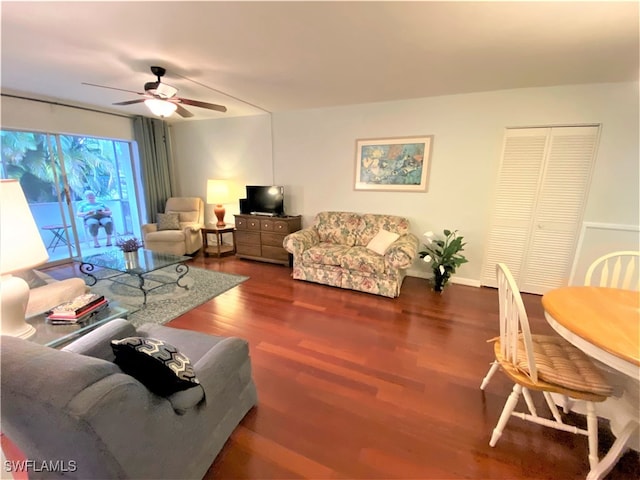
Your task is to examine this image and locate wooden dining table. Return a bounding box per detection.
[542,286,640,480]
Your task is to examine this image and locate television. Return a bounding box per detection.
[245,185,285,216]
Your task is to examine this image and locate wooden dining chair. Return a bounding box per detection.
[584,251,639,290]
[487,263,614,474]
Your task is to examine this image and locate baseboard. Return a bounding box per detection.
[406,270,481,288]
[450,277,482,288]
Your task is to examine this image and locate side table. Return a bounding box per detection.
[202,224,236,257]
[28,303,129,349]
[41,224,73,252]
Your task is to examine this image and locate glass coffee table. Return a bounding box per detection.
[75,249,191,306]
[28,303,129,348]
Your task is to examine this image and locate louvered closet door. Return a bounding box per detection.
[520,126,599,294]
[480,128,550,288]
[481,126,599,294]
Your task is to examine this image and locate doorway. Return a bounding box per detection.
[480,125,600,294]
[0,129,143,265]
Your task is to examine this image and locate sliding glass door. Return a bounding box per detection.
[0,129,143,265]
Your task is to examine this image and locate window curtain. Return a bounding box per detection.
[133,116,175,223]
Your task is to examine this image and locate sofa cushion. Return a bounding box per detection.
[14,269,48,289]
[145,229,186,242]
[366,229,400,255]
[168,210,199,223]
[315,211,362,246]
[111,337,201,397]
[302,243,351,266]
[340,246,387,274]
[357,214,411,246]
[157,212,181,231]
[165,197,202,223]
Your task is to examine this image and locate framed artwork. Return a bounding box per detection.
[354,135,433,192]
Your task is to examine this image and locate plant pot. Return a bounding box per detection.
[432,270,450,293]
[123,250,139,269]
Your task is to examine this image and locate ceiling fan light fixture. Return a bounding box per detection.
[144,99,177,117]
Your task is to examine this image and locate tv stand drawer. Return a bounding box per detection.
[234,214,302,266]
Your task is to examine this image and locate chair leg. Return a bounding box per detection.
[480,361,500,390]
[562,394,574,414]
[586,420,638,480]
[586,401,600,471]
[522,387,537,416]
[490,383,522,447]
[542,391,564,423]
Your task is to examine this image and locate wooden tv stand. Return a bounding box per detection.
[234,214,302,266]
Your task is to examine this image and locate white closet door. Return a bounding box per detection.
[520,126,599,294]
[481,125,599,293]
[480,128,550,288]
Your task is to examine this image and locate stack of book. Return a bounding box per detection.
[46,293,109,324]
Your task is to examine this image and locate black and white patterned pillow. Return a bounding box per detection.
[111,337,200,396]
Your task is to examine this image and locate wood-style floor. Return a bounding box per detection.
[47,256,639,480]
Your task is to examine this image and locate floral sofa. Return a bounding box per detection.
[283,211,419,297]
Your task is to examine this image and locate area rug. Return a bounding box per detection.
[88,266,248,327]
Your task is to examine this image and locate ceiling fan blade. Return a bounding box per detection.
[177,97,227,113]
[175,104,194,118]
[82,82,144,95]
[113,99,146,106]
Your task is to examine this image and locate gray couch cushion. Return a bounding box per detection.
[137,323,227,363]
[2,336,120,407]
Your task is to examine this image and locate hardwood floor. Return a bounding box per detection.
[47,256,639,479]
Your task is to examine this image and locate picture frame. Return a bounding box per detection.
[354,135,433,192]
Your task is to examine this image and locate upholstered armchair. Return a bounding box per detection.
[142,197,204,255]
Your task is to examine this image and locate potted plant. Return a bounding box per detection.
[116,237,144,268]
[419,229,468,292]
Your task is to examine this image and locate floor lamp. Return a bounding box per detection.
[0,180,49,338]
[207,179,230,227]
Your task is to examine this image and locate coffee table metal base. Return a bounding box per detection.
[79,262,190,305]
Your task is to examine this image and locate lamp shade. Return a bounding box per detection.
[0,180,49,274]
[1,179,49,339]
[206,180,230,205]
[144,99,177,117]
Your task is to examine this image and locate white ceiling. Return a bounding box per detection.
[1,1,638,123]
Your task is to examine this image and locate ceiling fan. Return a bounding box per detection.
[82,66,227,118]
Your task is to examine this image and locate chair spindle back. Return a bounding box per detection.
[496,263,538,383]
[584,251,639,290]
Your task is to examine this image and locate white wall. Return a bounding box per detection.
[169,114,273,223]
[4,83,636,284]
[271,81,639,282]
[0,95,134,140]
[167,81,638,283]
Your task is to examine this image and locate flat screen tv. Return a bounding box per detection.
[246,185,285,216]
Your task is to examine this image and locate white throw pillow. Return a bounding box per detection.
[366,229,400,255]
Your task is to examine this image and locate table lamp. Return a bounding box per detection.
[207,179,230,227]
[0,179,49,338]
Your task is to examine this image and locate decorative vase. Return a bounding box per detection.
[432,269,450,293]
[123,250,139,269]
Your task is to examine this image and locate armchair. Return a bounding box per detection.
[142,197,204,256]
[1,319,258,479]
